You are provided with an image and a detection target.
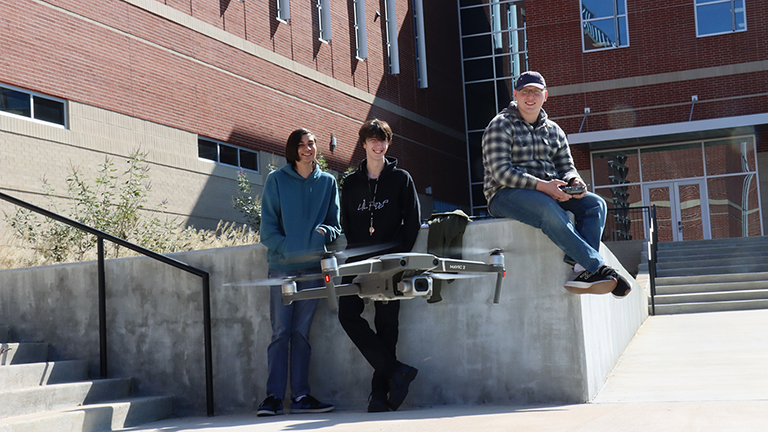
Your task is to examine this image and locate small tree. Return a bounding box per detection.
[4,150,183,261]
[233,169,262,232]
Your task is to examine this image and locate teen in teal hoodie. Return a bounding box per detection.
[257,128,340,417]
[260,158,341,271]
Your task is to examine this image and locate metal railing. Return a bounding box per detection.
[602,205,659,315]
[602,206,651,242]
[648,205,658,315]
[0,191,215,416]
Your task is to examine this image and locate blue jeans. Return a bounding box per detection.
[266,267,322,400]
[489,188,607,273]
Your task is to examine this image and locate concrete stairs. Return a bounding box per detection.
[0,325,173,431]
[641,236,768,315]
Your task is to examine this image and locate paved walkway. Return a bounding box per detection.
[125,309,768,432]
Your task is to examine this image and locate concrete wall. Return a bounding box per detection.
[0,219,647,415]
[604,240,645,276]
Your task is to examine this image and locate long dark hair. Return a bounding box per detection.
[285,128,317,169]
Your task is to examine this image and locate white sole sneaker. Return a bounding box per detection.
[564,279,617,295]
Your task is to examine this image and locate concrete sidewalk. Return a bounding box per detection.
[125,309,768,432]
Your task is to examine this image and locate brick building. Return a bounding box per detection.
[3,0,766,245]
[0,0,467,232]
[459,0,767,242]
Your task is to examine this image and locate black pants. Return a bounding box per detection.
[338,295,400,394]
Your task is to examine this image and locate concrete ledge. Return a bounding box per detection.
[0,218,646,415]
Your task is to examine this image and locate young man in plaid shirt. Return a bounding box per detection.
[482,71,631,298]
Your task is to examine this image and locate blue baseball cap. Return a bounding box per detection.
[514,71,547,91]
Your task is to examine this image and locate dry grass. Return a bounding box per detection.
[0,221,259,270]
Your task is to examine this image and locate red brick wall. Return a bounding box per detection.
[0,0,468,205]
[526,0,768,136]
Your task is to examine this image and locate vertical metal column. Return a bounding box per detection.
[98,237,108,377]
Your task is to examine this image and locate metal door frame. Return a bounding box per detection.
[642,178,710,241]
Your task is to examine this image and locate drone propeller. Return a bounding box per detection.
[223,273,325,288]
[461,246,505,257]
[330,242,399,262]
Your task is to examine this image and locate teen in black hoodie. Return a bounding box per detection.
[339,119,421,412]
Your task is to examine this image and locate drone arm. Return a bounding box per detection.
[283,284,362,304]
[336,259,384,277]
[435,256,506,303]
[434,258,494,273]
[494,273,504,303]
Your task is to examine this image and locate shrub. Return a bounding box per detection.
[2,150,257,268]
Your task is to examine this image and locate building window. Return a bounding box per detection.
[353,0,368,59]
[317,0,332,43]
[695,0,746,37]
[0,84,66,127]
[198,138,259,172]
[276,0,290,23]
[458,0,527,215]
[580,0,629,52]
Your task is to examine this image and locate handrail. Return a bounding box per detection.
[648,205,658,315]
[603,205,658,314]
[0,191,215,416]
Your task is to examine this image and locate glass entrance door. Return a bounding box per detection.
[643,180,710,242]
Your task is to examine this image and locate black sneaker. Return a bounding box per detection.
[564,265,617,295]
[611,269,632,299]
[388,362,418,411]
[256,396,283,416]
[291,394,335,414]
[368,391,390,413]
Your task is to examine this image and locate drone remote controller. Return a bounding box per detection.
[560,185,586,195]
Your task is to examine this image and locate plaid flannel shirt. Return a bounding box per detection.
[482,101,580,205]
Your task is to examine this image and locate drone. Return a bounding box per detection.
[228,250,506,311]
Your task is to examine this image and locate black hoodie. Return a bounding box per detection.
[340,157,421,261]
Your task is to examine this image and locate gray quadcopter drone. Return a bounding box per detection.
[229,250,506,311]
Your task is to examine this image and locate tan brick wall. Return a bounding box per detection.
[1,101,268,233]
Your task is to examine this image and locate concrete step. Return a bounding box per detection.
[653,298,768,315]
[656,279,768,295]
[0,377,132,419]
[0,343,48,365]
[656,236,768,251]
[655,271,768,287]
[655,263,768,278]
[654,254,768,270]
[0,395,173,432]
[0,360,89,390]
[655,288,768,304]
[657,246,768,262]
[0,326,8,343]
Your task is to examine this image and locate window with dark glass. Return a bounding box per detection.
[459,0,528,215]
[0,84,66,126]
[580,0,629,51]
[0,87,31,117]
[198,139,218,162]
[198,138,259,172]
[695,0,746,37]
[34,97,65,125]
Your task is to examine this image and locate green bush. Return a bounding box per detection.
[5,150,209,264]
[233,169,262,233]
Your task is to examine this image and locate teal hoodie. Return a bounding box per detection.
[260,164,341,271]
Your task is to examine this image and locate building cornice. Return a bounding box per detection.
[568,112,768,147]
[548,60,768,97]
